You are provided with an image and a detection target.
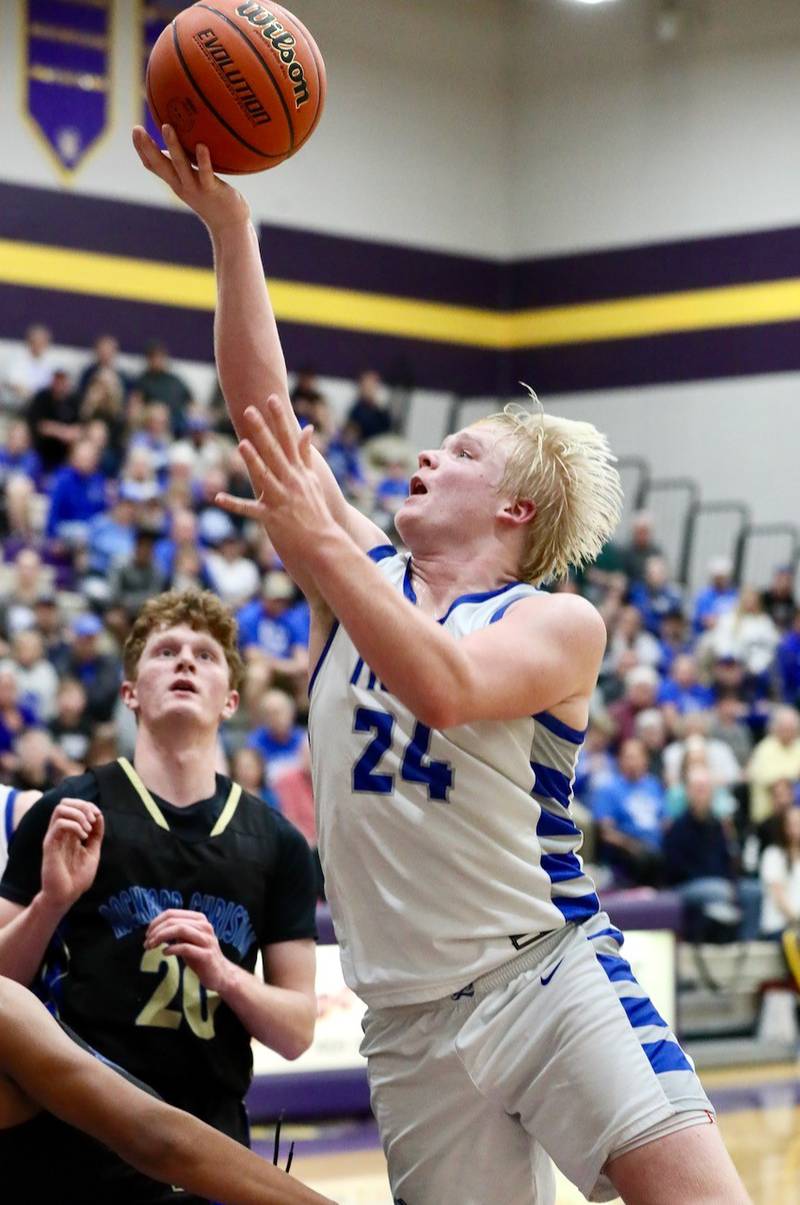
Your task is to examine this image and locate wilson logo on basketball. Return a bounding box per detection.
[236,2,310,107]
[195,28,272,126]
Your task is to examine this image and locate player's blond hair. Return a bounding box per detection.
[123,589,244,691]
[476,393,623,586]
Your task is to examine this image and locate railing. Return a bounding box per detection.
[679,501,751,590]
[642,477,700,585]
[735,522,800,588]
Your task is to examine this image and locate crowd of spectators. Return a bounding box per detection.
[2,323,800,945]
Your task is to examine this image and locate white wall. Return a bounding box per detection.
[509,0,800,256]
[0,0,512,256]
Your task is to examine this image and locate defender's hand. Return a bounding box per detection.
[144,909,233,995]
[132,123,251,235]
[40,800,104,910]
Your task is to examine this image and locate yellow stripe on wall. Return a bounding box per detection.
[2,238,800,350]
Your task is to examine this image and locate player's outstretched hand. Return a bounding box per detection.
[40,800,104,911]
[144,909,233,995]
[131,123,251,235]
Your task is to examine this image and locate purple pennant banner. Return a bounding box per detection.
[25,0,112,174]
[140,0,193,147]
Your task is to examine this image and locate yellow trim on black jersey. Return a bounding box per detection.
[116,757,241,835]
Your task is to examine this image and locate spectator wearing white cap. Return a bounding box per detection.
[693,555,738,633]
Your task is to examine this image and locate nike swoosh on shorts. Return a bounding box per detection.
[540,958,564,986]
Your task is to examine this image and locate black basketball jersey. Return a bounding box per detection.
[0,759,317,1141]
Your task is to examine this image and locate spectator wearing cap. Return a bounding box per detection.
[110,527,168,618]
[747,707,800,824]
[204,526,259,609]
[608,665,660,745]
[761,565,797,633]
[0,420,42,489]
[32,593,68,667]
[656,653,715,726]
[628,556,683,636]
[236,572,309,687]
[171,405,227,475]
[776,608,800,707]
[3,324,56,411]
[26,366,81,474]
[45,439,108,543]
[693,556,738,633]
[618,511,662,584]
[346,370,392,445]
[246,689,306,786]
[131,340,191,435]
[52,614,120,724]
[591,738,666,886]
[6,629,59,722]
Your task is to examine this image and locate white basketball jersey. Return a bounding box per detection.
[0,785,18,876]
[308,546,600,1008]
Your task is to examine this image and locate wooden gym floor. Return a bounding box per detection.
[261,1062,800,1205]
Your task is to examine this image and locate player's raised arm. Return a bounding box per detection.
[131,125,383,553]
[0,977,336,1205]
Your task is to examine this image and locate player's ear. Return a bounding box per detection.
[500,498,536,528]
[221,690,239,721]
[120,679,139,714]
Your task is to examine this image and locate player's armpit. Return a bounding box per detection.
[438,592,607,728]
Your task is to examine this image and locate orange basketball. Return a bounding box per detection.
[146,1,326,174]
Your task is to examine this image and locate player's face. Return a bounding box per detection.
[396,424,511,545]
[122,623,238,730]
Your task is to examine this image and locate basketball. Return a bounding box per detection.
[145,1,326,174]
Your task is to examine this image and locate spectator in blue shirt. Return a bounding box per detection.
[0,420,42,489]
[236,572,308,688]
[777,608,800,707]
[86,493,139,576]
[45,439,107,543]
[693,555,738,633]
[325,420,367,498]
[628,555,683,635]
[592,738,666,884]
[246,688,306,785]
[657,607,694,676]
[657,653,715,721]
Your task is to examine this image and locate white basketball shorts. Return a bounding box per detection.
[360,914,713,1204]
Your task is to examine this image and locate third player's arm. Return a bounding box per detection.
[0,978,335,1205]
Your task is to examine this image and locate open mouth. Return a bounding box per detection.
[409,475,428,497]
[170,679,198,694]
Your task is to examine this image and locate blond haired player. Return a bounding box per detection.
[133,124,750,1205]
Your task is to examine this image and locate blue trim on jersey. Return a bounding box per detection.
[535,808,582,838]
[4,788,17,847]
[367,544,397,563]
[588,926,625,948]
[540,851,584,883]
[619,994,669,1030]
[403,559,417,603]
[553,891,600,923]
[534,710,587,744]
[530,762,572,809]
[437,581,521,626]
[308,621,340,698]
[641,1039,693,1075]
[596,952,637,983]
[489,595,526,625]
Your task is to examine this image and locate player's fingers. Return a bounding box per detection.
[215,492,265,520]
[50,803,96,832]
[147,923,211,949]
[265,395,302,465]
[195,142,217,188]
[160,943,205,962]
[131,126,181,189]
[239,439,284,505]
[161,123,195,188]
[243,404,292,478]
[298,424,315,468]
[85,811,104,848]
[46,819,92,844]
